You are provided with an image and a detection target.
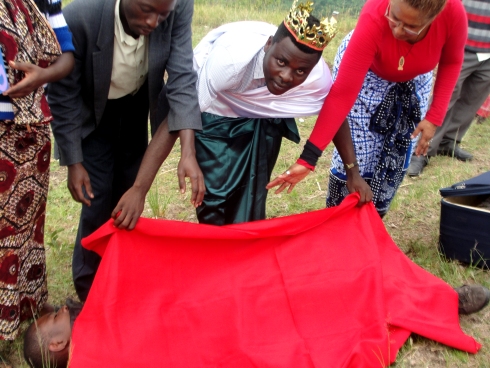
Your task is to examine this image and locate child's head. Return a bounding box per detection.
[24,305,72,368]
[263,0,337,95]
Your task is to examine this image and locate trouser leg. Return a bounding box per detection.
[440,56,490,146]
[429,52,490,155]
[73,87,149,301]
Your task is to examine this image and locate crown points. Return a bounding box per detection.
[284,0,338,51]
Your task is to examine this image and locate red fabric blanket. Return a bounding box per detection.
[70,194,480,368]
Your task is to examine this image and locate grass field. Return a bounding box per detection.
[1,1,489,367]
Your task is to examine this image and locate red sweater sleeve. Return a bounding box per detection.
[307,0,467,152]
[308,10,382,151]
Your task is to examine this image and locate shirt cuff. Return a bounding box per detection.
[296,158,315,171]
[298,140,322,169]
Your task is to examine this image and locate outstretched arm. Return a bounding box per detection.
[332,120,372,206]
[268,10,380,194]
[3,52,74,98]
[111,119,205,230]
[160,0,205,211]
[112,118,178,230]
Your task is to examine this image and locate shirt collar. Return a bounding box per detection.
[114,0,145,47]
[253,47,266,80]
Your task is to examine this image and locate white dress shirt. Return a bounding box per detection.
[193,21,332,119]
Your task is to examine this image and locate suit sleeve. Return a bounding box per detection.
[48,4,85,166]
[165,0,202,132]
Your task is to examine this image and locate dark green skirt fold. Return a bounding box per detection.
[195,112,299,225]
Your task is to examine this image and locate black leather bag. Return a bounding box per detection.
[439,171,490,269]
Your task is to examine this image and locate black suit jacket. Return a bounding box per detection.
[49,0,201,166]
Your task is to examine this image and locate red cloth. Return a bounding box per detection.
[70,195,480,368]
[477,95,490,118]
[308,0,467,151]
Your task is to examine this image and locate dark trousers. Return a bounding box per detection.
[73,86,149,301]
[195,113,299,225]
[429,51,490,155]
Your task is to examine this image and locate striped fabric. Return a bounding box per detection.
[0,51,13,120]
[465,0,490,52]
[39,0,75,53]
[0,0,74,120]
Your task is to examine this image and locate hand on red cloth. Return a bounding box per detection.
[72,194,480,367]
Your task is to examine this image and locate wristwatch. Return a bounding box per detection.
[344,161,359,170]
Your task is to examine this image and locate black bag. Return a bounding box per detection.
[439,171,490,269]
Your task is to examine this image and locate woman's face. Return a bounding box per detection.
[386,0,433,42]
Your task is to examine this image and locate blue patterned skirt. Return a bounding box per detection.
[326,31,433,215]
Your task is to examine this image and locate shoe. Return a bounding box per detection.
[455,284,490,315]
[407,155,428,177]
[437,144,473,162]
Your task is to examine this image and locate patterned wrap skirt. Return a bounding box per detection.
[195,112,299,225]
[327,31,433,215]
[0,121,50,340]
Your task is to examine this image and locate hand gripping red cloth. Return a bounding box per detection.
[71,194,480,367]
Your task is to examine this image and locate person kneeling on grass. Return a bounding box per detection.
[23,285,490,368]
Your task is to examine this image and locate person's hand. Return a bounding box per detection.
[266,163,311,194]
[346,169,373,206]
[177,154,205,207]
[111,186,146,230]
[2,61,47,98]
[411,119,437,156]
[67,163,94,206]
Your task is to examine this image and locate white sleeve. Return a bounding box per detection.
[196,44,241,112]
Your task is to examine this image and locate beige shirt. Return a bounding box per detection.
[108,0,149,99]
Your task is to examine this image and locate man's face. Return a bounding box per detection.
[120,0,177,38]
[36,305,72,345]
[263,36,320,95]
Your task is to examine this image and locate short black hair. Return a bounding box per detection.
[24,321,69,368]
[24,322,47,368]
[273,15,323,58]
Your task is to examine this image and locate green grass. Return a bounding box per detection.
[2,2,490,367]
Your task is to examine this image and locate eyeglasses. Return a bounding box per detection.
[384,3,430,37]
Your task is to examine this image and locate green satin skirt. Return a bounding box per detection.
[195,112,299,225]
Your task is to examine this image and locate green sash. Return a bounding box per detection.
[196,112,299,225]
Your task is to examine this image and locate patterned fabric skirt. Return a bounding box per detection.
[326,31,433,215]
[0,121,50,340]
[195,112,299,225]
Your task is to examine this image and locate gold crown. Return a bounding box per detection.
[284,1,338,51]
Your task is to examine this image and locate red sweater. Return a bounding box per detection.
[308,0,467,152]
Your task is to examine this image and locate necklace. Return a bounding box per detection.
[397,35,420,71]
[397,43,415,71]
